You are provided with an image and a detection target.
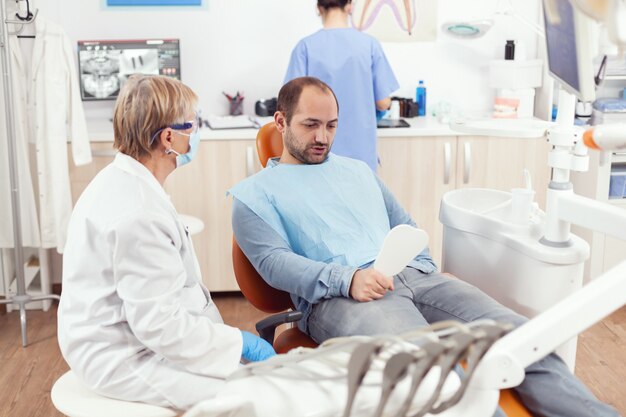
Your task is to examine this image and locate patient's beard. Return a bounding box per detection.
[284,126,330,165]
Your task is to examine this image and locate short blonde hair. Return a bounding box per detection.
[113,75,198,159]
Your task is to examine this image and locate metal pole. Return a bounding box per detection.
[0,0,59,347]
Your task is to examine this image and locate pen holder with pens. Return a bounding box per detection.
[224,91,244,116]
[229,98,243,116]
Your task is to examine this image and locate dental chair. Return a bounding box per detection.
[232,240,317,353]
[231,122,317,354]
[231,122,531,416]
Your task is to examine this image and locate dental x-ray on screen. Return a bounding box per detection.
[77,39,180,101]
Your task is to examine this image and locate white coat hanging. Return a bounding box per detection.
[0,16,92,252]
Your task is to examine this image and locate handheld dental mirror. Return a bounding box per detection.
[373,225,429,277]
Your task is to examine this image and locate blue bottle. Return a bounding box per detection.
[416,80,427,116]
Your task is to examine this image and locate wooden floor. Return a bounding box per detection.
[0,295,624,417]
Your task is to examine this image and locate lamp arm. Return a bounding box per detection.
[497,0,545,37]
[512,11,545,37]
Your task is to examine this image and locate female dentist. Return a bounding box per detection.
[57,75,274,410]
[284,0,399,171]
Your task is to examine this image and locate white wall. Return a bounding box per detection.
[34,0,541,120]
[386,0,541,114]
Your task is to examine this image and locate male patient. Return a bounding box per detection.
[230,77,618,417]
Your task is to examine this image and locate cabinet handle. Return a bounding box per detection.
[463,141,471,184]
[246,146,254,177]
[443,142,451,184]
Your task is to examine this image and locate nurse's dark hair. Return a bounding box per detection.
[277,77,339,125]
[317,0,351,10]
[113,75,197,160]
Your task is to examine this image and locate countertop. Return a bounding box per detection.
[87,116,465,142]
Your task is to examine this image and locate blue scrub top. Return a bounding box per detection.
[284,28,399,171]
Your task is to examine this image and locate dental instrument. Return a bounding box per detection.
[225,320,511,417]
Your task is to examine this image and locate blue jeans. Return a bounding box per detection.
[307,268,620,417]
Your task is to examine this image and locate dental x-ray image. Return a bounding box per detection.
[118,49,159,77]
[79,45,122,99]
[77,39,180,101]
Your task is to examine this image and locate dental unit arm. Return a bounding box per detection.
[469,0,626,389]
[454,101,626,404]
[463,86,626,395]
[450,87,626,416]
[452,0,626,400]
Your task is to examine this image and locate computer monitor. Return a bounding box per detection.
[543,0,596,102]
[77,39,181,101]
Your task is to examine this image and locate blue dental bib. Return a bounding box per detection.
[229,154,390,267]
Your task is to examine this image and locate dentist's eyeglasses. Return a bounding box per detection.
[150,113,200,145]
[170,114,200,134]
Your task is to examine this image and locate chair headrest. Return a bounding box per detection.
[256,122,283,168]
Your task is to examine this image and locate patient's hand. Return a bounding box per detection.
[349,269,394,302]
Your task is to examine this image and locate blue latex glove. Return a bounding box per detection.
[376,109,387,121]
[241,330,276,362]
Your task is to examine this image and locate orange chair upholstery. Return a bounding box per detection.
[499,390,533,417]
[232,237,318,353]
[232,238,292,314]
[232,123,317,353]
[232,122,531,415]
[256,122,283,167]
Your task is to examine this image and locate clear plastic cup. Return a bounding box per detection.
[511,188,535,225]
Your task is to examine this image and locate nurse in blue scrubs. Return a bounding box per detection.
[284,0,399,171]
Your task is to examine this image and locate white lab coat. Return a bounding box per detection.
[58,153,242,410]
[0,16,91,251]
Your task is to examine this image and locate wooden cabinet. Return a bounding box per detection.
[70,134,551,290]
[378,137,457,267]
[455,136,551,209]
[163,140,260,291]
[379,135,552,266]
[69,140,260,292]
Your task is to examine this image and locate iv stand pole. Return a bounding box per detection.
[0,0,59,347]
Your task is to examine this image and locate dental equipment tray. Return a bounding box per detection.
[377,119,410,128]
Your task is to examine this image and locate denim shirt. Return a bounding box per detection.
[232,169,437,333]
